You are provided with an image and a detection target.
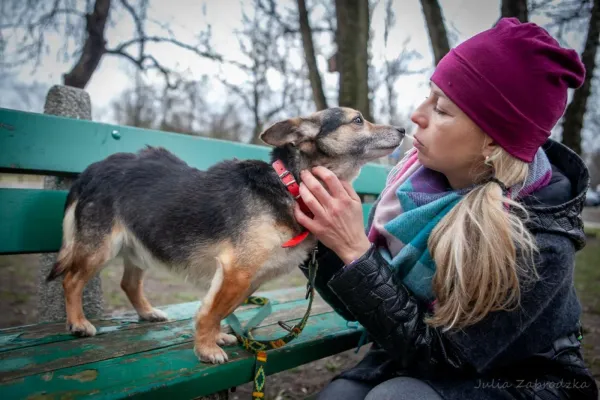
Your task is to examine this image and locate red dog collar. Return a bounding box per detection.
[272,160,313,248]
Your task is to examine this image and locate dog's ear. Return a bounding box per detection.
[259,118,318,147]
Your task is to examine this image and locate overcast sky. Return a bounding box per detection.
[0,0,585,130]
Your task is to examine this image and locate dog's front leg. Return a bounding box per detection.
[194,251,255,364]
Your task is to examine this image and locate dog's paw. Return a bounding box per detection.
[194,342,229,364]
[216,332,238,346]
[68,320,97,337]
[139,308,169,322]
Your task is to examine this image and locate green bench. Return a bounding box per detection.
[0,100,388,399]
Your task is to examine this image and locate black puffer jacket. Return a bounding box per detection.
[300,140,598,399]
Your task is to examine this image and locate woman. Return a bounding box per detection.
[295,18,598,399]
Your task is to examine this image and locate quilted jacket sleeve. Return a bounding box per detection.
[325,243,471,377]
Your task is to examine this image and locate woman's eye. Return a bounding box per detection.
[353,116,363,124]
[434,106,446,116]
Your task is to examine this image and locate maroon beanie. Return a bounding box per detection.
[430,17,586,162]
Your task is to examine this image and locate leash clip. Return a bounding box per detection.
[305,282,313,300]
[278,321,294,333]
[305,247,318,299]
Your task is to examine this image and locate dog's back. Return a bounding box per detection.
[47,146,298,282]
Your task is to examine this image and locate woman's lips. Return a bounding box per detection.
[413,136,425,149]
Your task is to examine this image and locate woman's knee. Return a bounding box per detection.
[364,377,442,400]
[316,378,373,400]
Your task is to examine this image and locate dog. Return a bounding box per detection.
[46,107,405,364]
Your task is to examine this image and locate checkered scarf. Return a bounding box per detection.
[367,146,552,302]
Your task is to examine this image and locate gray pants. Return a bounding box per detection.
[316,377,443,400]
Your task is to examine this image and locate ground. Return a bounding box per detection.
[1,210,599,398]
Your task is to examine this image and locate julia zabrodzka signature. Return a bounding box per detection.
[474,378,591,390]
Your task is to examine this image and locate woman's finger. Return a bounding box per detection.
[293,203,318,232]
[299,181,327,219]
[311,166,345,199]
[340,180,361,202]
[301,170,334,207]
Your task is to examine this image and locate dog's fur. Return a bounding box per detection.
[46,107,404,364]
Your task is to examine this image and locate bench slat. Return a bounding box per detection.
[0,189,67,254]
[0,189,375,254]
[2,314,363,400]
[0,287,305,353]
[0,289,366,399]
[0,298,333,382]
[0,108,389,195]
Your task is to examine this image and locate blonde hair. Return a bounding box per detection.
[426,145,539,331]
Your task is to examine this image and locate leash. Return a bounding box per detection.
[226,247,319,400]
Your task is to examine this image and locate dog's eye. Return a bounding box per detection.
[353,116,363,124]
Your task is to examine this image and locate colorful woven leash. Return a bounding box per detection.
[226,248,319,400]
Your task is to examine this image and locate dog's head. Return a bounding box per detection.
[260,107,405,181]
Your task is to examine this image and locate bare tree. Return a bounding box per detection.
[203,102,247,143]
[560,0,599,155]
[0,70,48,112]
[540,0,595,40]
[501,0,529,21]
[298,0,328,110]
[334,0,372,121]
[419,0,450,65]
[111,71,246,142]
[220,0,309,144]
[1,0,223,89]
[112,72,157,129]
[376,1,426,125]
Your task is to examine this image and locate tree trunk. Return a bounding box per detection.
[419,0,450,65]
[335,0,372,121]
[63,0,111,88]
[561,0,599,155]
[501,0,529,22]
[297,0,328,111]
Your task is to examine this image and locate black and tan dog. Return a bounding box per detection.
[46,107,405,363]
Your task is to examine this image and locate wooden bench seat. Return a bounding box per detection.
[0,287,366,399]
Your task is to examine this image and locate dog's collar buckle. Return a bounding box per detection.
[272,159,313,248]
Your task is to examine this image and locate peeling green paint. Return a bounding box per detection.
[0,333,23,346]
[1,307,367,399]
[0,356,32,373]
[61,370,98,383]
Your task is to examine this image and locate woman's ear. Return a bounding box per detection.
[481,137,498,161]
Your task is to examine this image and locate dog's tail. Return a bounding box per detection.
[46,198,78,282]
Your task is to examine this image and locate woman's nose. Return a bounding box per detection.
[410,106,428,128]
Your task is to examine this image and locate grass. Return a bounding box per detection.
[575,227,600,315]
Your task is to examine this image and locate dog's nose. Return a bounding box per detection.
[396,127,406,136]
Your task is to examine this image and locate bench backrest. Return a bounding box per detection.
[0,108,390,255]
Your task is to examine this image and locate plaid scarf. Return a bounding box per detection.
[367,146,552,302]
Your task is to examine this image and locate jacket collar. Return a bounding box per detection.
[522,139,589,250]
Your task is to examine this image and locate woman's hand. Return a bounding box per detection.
[294,166,372,265]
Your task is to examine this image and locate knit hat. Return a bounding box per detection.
[430,17,585,163]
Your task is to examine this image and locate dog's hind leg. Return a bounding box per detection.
[63,247,114,337]
[62,265,100,337]
[194,245,263,364]
[121,259,168,322]
[63,225,123,337]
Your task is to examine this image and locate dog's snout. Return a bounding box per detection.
[396,127,406,136]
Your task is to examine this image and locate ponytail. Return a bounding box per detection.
[426,147,539,330]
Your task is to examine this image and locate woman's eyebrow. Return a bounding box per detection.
[428,82,449,100]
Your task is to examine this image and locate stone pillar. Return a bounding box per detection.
[37,85,104,322]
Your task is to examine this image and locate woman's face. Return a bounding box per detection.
[410,82,494,189]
